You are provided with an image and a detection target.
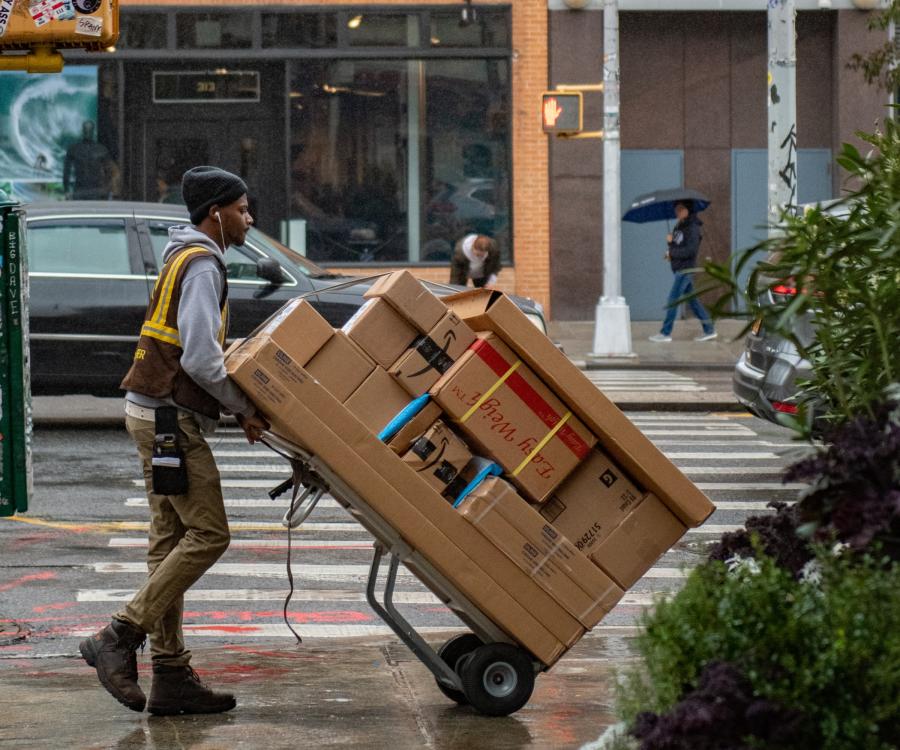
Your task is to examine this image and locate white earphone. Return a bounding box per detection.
[214,211,221,222]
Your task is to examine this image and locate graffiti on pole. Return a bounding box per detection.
[778,123,798,207]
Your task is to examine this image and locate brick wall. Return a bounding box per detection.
[127,0,551,314]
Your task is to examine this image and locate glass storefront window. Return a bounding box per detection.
[261,12,337,48]
[346,14,417,47]
[289,60,409,263]
[176,13,252,50]
[288,57,510,265]
[429,9,510,48]
[423,59,511,264]
[120,13,167,50]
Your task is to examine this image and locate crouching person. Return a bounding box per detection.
[79,166,269,714]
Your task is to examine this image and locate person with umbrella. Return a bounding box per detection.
[623,189,716,342]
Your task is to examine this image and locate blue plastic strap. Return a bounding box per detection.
[452,462,503,508]
[377,394,431,442]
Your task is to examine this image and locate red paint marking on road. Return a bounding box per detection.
[0,571,56,592]
[32,602,78,614]
[0,644,31,652]
[181,609,373,624]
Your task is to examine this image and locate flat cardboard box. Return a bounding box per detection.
[342,298,418,369]
[480,479,625,614]
[236,298,333,367]
[386,401,443,455]
[431,332,596,504]
[344,367,412,435]
[305,331,375,402]
[402,420,473,498]
[588,494,687,589]
[540,446,646,556]
[390,310,477,397]
[460,477,623,629]
[364,270,446,333]
[443,290,715,528]
[226,347,582,664]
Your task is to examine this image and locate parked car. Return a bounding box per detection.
[23,201,546,395]
[731,202,844,425]
[732,280,817,424]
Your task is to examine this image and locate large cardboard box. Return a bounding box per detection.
[237,298,333,367]
[460,477,623,629]
[364,270,446,333]
[431,332,596,504]
[342,298,417,369]
[588,494,687,589]
[386,400,443,455]
[390,310,477,397]
[540,446,646,556]
[226,345,583,664]
[344,367,411,435]
[401,420,473,497]
[443,290,715,528]
[305,331,375,402]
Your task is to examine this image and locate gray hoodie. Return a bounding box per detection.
[126,225,254,432]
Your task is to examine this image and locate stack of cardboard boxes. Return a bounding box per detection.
[225,271,714,666]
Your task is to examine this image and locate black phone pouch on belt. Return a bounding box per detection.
[151,406,189,495]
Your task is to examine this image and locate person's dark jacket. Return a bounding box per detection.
[667,214,703,272]
[449,237,502,287]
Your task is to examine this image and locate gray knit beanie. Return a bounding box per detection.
[181,166,248,225]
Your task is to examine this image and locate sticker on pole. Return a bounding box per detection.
[75,13,102,36]
[0,0,14,37]
[49,0,76,20]
[30,0,53,27]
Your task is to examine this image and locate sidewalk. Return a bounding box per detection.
[0,637,626,748]
[548,318,747,370]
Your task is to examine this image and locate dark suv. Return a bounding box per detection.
[24,201,545,395]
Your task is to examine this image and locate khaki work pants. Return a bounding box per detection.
[118,413,230,667]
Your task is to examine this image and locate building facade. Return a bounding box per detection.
[0,1,888,320]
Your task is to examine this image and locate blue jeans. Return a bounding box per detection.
[661,271,713,336]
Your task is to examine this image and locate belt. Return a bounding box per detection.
[124,401,192,423]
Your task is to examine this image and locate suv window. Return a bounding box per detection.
[147,224,269,282]
[28,220,131,275]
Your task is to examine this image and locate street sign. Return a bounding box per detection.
[541,91,582,135]
[0,193,32,516]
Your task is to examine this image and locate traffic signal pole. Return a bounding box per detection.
[767,0,797,236]
[591,0,634,358]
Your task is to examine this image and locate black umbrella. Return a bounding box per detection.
[622,188,711,223]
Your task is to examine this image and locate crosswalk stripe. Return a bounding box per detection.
[688,524,741,535]
[92,561,688,580]
[642,430,756,436]
[67,624,642,639]
[679,467,786,475]
[714,501,793,510]
[696,482,804,490]
[125,497,342,509]
[667,452,782,459]
[108,538,371,549]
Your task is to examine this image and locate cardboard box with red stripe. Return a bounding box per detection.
[431,332,596,504]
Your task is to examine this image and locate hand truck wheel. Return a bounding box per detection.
[435,633,483,705]
[460,643,535,716]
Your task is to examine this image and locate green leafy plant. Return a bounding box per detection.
[615,551,900,750]
[695,121,900,429]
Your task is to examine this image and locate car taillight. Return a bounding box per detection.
[772,283,798,296]
[771,400,798,414]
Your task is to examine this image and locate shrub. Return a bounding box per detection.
[616,551,900,750]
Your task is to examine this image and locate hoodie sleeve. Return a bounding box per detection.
[177,258,256,418]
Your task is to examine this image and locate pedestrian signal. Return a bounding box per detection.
[0,0,119,72]
[541,91,582,135]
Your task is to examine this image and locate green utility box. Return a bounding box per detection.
[0,191,32,517]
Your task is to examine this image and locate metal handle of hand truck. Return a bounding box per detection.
[281,484,325,529]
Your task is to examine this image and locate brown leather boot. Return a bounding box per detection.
[147,665,236,716]
[79,618,147,712]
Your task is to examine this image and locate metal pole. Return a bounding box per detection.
[590,0,634,358]
[767,0,797,236]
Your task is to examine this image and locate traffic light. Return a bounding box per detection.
[541,91,582,135]
[0,0,119,72]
